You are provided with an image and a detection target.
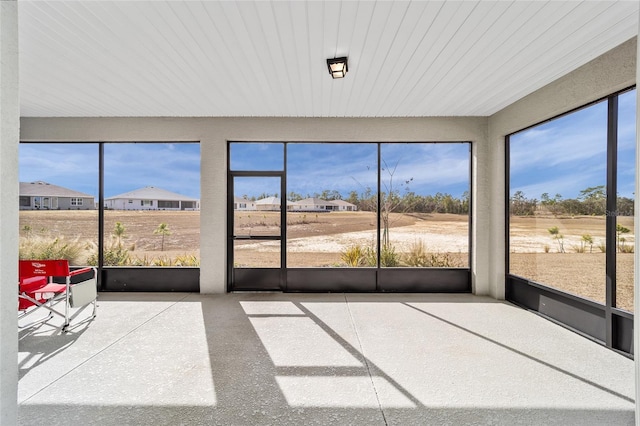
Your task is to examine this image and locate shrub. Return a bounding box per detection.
[573,245,585,254]
[340,242,400,267]
[174,254,200,266]
[425,252,460,268]
[150,256,174,266]
[87,240,130,266]
[380,244,400,267]
[620,244,634,254]
[127,253,200,267]
[402,240,461,267]
[21,225,33,236]
[404,240,429,267]
[128,255,150,266]
[19,236,87,265]
[364,245,378,267]
[340,244,366,266]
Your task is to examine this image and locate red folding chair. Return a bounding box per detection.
[18,260,97,332]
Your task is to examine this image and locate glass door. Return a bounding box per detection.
[228,174,284,290]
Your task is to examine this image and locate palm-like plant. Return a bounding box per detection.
[113,222,126,247]
[616,223,630,252]
[581,234,594,253]
[154,223,171,251]
[548,226,565,253]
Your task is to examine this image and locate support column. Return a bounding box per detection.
[199,136,227,293]
[488,134,506,299]
[472,127,492,296]
[0,1,20,424]
[481,121,506,300]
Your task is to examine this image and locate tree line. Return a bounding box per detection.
[242,190,470,214]
[349,190,470,215]
[510,185,634,216]
[244,184,635,217]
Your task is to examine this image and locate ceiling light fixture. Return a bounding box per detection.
[327,57,348,79]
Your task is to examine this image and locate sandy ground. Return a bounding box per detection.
[510,252,634,312]
[241,220,469,253]
[20,210,635,311]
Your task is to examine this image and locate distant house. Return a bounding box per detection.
[20,181,95,210]
[287,198,357,212]
[255,197,281,211]
[234,197,256,211]
[328,199,358,211]
[289,197,335,212]
[105,186,199,211]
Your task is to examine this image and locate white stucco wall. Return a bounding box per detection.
[1,2,19,424]
[486,37,637,300]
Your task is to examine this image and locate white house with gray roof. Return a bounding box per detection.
[255,196,281,211]
[288,198,357,212]
[328,199,357,212]
[105,186,199,211]
[20,181,95,210]
[289,197,335,212]
[234,197,256,211]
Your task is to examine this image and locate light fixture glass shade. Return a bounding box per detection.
[327,57,348,79]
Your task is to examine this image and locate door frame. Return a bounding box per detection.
[227,171,286,291]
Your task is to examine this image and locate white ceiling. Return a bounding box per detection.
[18,1,639,118]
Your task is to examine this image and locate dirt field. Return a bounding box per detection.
[20,210,201,263]
[19,210,635,311]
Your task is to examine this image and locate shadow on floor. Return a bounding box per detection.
[18,293,635,426]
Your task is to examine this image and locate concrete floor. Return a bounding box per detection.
[18,293,634,425]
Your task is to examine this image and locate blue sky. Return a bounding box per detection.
[19,90,636,203]
[510,88,636,200]
[19,143,201,199]
[232,142,471,199]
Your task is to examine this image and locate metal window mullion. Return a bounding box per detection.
[504,135,510,274]
[98,142,104,289]
[605,94,619,348]
[227,164,234,291]
[281,144,287,290]
[468,142,473,272]
[377,144,382,270]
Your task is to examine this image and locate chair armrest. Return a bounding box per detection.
[69,267,96,277]
[19,276,48,292]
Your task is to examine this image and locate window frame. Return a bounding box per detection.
[505,85,636,356]
[228,141,472,292]
[18,140,201,292]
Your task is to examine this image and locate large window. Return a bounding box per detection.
[19,143,99,267]
[103,143,200,267]
[230,142,470,270]
[616,89,636,313]
[286,143,377,268]
[508,86,636,350]
[19,142,200,270]
[509,99,608,304]
[379,143,469,268]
